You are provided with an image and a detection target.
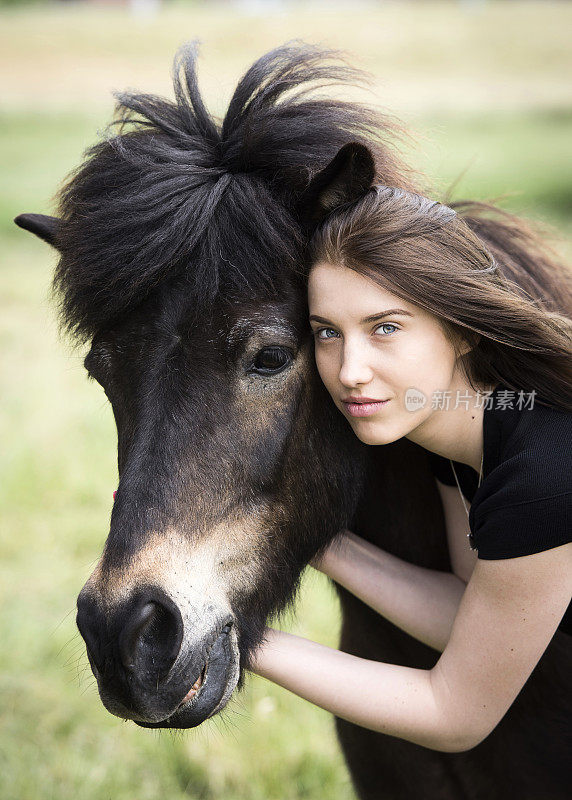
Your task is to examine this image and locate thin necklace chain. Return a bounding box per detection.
[449,451,484,550]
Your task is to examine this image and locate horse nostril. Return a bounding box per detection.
[119,602,156,671]
[77,593,105,673]
[118,595,184,681]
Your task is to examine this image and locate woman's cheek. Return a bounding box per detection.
[314,346,328,381]
[403,336,449,380]
[315,349,337,394]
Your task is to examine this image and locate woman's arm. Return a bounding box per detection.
[313,529,466,651]
[250,543,572,752]
[313,477,480,651]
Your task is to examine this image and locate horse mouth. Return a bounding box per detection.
[177,661,208,709]
[134,621,240,729]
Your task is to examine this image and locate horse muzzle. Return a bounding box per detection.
[76,584,240,727]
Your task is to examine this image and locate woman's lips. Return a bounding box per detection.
[342,399,390,417]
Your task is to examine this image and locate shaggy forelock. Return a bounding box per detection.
[53,40,410,342]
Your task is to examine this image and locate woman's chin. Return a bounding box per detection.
[351,421,402,447]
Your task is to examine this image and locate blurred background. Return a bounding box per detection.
[1,1,571,798]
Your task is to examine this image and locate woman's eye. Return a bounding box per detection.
[315,328,338,340]
[375,323,399,336]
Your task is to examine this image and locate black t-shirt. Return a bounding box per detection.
[426,384,572,636]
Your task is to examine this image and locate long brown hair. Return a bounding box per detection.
[309,186,572,411]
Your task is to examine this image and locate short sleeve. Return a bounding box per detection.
[426,451,456,486]
[473,492,572,560]
[426,451,480,503]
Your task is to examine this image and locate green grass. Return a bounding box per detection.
[414,110,572,228]
[1,3,571,798]
[2,1,571,115]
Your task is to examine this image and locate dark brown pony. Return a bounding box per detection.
[15,43,571,799]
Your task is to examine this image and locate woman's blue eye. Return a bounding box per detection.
[375,323,398,336]
[315,328,338,340]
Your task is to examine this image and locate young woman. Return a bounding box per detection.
[248,184,572,753]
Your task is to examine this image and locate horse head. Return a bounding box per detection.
[15,42,412,728]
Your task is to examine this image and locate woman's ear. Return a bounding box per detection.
[457,333,481,357]
[298,142,376,230]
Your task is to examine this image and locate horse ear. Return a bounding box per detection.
[299,142,376,228]
[14,213,61,249]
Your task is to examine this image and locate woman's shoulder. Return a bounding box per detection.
[482,399,572,505]
[471,401,572,559]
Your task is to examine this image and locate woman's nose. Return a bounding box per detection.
[338,341,374,387]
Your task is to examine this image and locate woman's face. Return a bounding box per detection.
[308,260,468,446]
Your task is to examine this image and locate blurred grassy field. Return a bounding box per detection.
[1,2,571,799]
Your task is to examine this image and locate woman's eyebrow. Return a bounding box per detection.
[309,309,414,324]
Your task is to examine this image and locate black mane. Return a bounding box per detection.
[54,41,411,342]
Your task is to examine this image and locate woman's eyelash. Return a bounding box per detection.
[374,323,399,335]
[312,323,400,340]
[313,327,339,340]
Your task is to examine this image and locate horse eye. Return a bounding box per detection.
[84,352,103,384]
[84,346,111,387]
[250,346,293,375]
